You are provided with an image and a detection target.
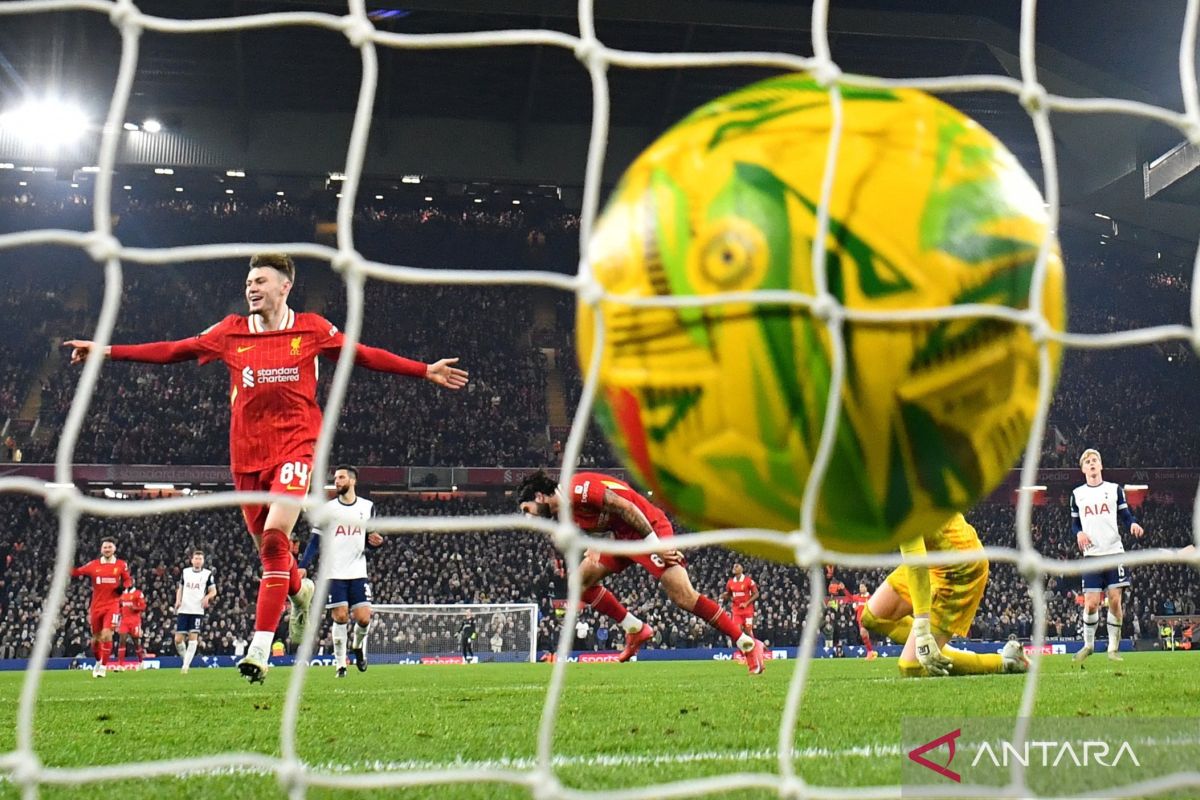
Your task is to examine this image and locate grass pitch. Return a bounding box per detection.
[0,652,1194,798]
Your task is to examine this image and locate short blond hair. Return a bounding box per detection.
[249,253,295,283]
[1079,448,1101,466]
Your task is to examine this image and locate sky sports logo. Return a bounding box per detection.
[901,718,1192,797]
[242,365,300,388]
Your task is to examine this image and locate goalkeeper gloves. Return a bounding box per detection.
[912,617,951,676]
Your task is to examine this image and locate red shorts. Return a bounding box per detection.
[89,605,120,636]
[234,456,314,535]
[117,619,142,637]
[733,610,756,626]
[593,518,685,580]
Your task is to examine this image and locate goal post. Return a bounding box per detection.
[370,603,539,664]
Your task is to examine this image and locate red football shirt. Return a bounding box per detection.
[110,308,426,474]
[119,589,147,625]
[567,472,671,540]
[72,558,131,609]
[726,575,758,613]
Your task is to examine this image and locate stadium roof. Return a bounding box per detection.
[0,0,1197,248]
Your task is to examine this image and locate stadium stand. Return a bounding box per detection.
[0,193,1196,660]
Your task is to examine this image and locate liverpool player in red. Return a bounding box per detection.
[66,253,468,684]
[71,537,131,678]
[116,584,147,668]
[721,563,759,638]
[516,470,765,674]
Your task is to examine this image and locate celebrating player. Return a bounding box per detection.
[174,550,216,674]
[65,253,468,684]
[71,537,131,678]
[116,584,147,668]
[860,513,1029,678]
[721,563,759,637]
[516,470,765,674]
[299,465,381,678]
[1071,449,1145,664]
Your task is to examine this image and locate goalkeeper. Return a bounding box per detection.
[859,513,1029,677]
[459,614,477,662]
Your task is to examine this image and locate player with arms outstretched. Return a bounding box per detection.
[71,537,131,678]
[1071,449,1145,664]
[860,513,1028,677]
[721,563,759,637]
[65,253,468,683]
[116,584,147,668]
[299,465,382,677]
[516,470,764,674]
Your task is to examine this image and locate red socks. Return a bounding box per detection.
[255,528,292,633]
[581,586,629,623]
[97,640,112,664]
[117,644,125,662]
[691,595,745,643]
[288,555,303,595]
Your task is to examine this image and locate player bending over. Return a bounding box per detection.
[174,550,216,674]
[1071,449,1144,664]
[116,584,147,668]
[721,563,759,638]
[71,537,131,678]
[66,253,468,684]
[299,465,381,678]
[860,513,1028,678]
[516,470,765,674]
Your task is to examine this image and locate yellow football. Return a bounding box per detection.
[578,73,1065,559]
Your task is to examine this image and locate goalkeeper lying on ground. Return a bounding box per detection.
[860,513,1029,677]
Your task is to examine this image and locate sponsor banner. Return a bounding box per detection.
[0,464,408,487]
[467,467,542,487]
[2,464,1195,499]
[465,467,629,487]
[902,717,1200,796]
[0,641,1116,671]
[989,468,1200,503]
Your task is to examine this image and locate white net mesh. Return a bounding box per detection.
[370,603,538,664]
[0,0,1197,797]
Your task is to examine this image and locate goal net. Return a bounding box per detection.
[370,604,538,664]
[0,0,1197,798]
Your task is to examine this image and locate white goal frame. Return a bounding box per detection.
[0,0,1197,798]
[372,603,539,664]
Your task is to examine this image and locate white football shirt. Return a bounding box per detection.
[1070,481,1128,557]
[177,567,215,615]
[312,496,374,579]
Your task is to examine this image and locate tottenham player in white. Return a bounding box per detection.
[300,465,383,677]
[174,549,217,674]
[1071,449,1144,663]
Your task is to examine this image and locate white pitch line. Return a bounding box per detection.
[142,744,905,779]
[0,744,902,784]
[33,683,550,703]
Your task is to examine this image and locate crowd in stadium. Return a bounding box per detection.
[0,193,1196,661]
[0,491,1194,661]
[0,196,1196,471]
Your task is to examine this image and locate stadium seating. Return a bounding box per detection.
[0,193,1195,659]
